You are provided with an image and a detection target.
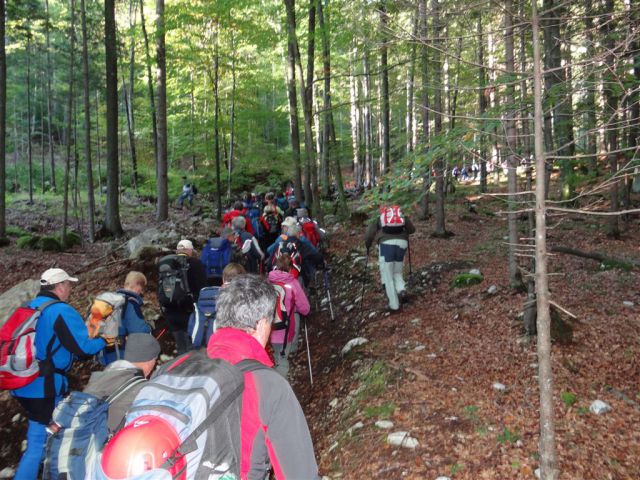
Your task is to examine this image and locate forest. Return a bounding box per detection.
[0,0,639,479]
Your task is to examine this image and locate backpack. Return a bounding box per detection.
[379,205,406,234]
[271,282,292,356]
[200,237,232,281]
[157,255,193,309]
[187,287,220,349]
[264,212,281,235]
[272,238,302,277]
[300,219,321,247]
[92,350,267,480]
[0,299,60,390]
[42,375,146,480]
[85,292,126,341]
[247,206,263,239]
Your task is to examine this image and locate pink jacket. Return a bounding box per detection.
[267,270,310,344]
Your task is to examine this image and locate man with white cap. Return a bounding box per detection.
[11,268,108,480]
[158,239,207,354]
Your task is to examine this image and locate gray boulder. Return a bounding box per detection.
[0,279,41,327]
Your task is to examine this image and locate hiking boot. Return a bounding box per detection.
[387,306,402,315]
[398,291,414,304]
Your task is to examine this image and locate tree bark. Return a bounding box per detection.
[80,0,95,241]
[505,0,521,288]
[477,12,488,193]
[532,3,559,478]
[139,0,158,176]
[362,51,373,187]
[44,0,56,192]
[419,0,430,219]
[155,0,168,221]
[104,0,123,235]
[0,0,5,238]
[26,35,33,205]
[349,46,361,186]
[125,0,138,193]
[227,31,236,199]
[407,5,418,154]
[379,1,390,175]
[213,32,222,221]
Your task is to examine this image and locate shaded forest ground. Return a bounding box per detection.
[0,185,639,479]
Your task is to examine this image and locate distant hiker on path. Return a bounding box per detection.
[12,269,107,480]
[365,205,416,313]
[178,176,197,208]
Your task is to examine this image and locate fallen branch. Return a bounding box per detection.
[73,240,129,275]
[550,246,640,269]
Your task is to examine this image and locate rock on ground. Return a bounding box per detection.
[387,431,419,449]
[0,279,40,327]
[341,337,369,356]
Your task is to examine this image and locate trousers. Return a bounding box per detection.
[378,239,408,310]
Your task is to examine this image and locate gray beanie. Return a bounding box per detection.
[124,333,161,363]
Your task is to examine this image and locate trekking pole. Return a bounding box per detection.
[156,328,167,340]
[323,268,336,322]
[303,317,313,385]
[408,238,412,276]
[359,247,369,315]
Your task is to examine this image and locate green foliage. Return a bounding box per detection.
[6,226,29,237]
[355,362,390,401]
[17,235,41,249]
[62,231,82,248]
[363,403,396,419]
[497,427,520,444]
[452,273,484,288]
[40,236,63,251]
[561,391,578,408]
[450,462,464,476]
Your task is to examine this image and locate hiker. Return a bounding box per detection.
[84,333,161,432]
[158,239,207,354]
[284,198,300,218]
[260,204,283,252]
[98,271,151,365]
[231,215,265,274]
[223,201,255,235]
[12,268,107,480]
[206,275,319,479]
[188,263,246,349]
[297,208,324,248]
[287,223,325,288]
[364,205,416,313]
[472,161,479,179]
[276,191,290,212]
[268,254,310,378]
[201,227,235,285]
[264,192,285,216]
[178,177,197,208]
[266,216,297,256]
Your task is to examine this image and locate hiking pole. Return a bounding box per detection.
[359,247,369,315]
[303,317,313,385]
[407,238,412,276]
[323,268,336,322]
[156,328,168,340]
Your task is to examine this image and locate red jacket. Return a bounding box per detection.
[222,210,255,235]
[207,328,319,480]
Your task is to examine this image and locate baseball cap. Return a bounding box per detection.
[124,333,161,363]
[282,217,297,228]
[40,268,78,286]
[176,239,194,251]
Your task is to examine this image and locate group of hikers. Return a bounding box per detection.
[0,186,416,479]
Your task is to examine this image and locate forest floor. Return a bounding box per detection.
[1,186,640,479]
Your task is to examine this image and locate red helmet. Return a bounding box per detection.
[101,415,186,479]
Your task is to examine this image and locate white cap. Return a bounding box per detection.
[177,239,194,251]
[282,217,297,228]
[40,268,78,286]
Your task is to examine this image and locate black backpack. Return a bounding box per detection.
[157,254,192,309]
[264,213,281,234]
[272,238,302,276]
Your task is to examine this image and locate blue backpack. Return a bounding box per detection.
[42,375,145,480]
[200,237,232,280]
[247,206,263,239]
[188,287,220,348]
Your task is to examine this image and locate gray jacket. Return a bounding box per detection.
[83,360,146,432]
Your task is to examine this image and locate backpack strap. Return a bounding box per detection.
[163,359,270,465]
[105,374,146,405]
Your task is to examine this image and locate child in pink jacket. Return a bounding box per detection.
[268,254,310,378]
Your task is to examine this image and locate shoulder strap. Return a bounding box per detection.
[105,374,146,405]
[36,299,62,311]
[236,358,271,373]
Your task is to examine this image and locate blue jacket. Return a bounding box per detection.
[100,289,151,365]
[12,291,106,399]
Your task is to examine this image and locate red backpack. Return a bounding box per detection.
[300,220,321,247]
[379,205,406,233]
[0,299,60,390]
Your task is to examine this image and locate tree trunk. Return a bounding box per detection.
[45,0,56,192]
[95,91,103,202]
[104,0,123,236]
[582,0,598,175]
[362,51,373,187]
[213,32,222,221]
[80,0,95,241]
[532,3,559,478]
[283,14,303,206]
[432,0,446,236]
[0,0,5,238]
[155,0,168,221]
[318,0,344,215]
[407,5,418,154]
[419,0,430,219]
[349,46,361,186]
[26,36,33,205]
[227,31,236,200]
[124,0,138,193]
[505,0,521,288]
[139,0,158,175]
[477,12,488,193]
[62,0,76,242]
[379,1,390,175]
